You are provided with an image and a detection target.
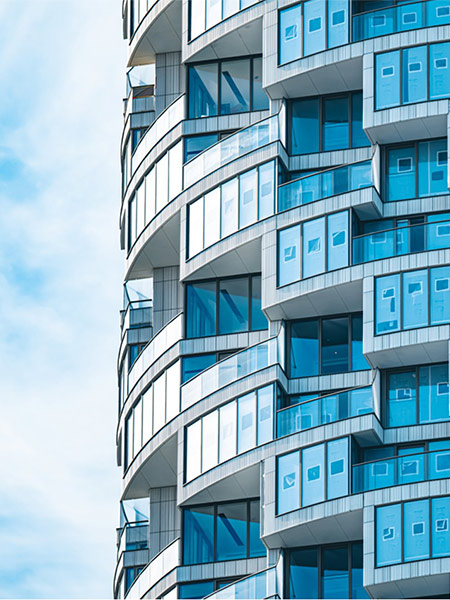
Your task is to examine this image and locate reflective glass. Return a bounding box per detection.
[179,582,214,599]
[427,213,450,250]
[277,451,300,514]
[387,370,416,427]
[289,548,319,599]
[351,92,369,148]
[376,503,402,566]
[188,198,204,258]
[327,211,349,271]
[239,168,257,229]
[221,60,250,114]
[303,0,326,56]
[279,4,302,65]
[257,385,273,445]
[186,281,217,337]
[221,178,238,238]
[182,354,216,383]
[204,187,221,248]
[419,363,450,423]
[430,42,450,100]
[328,0,348,49]
[153,373,166,433]
[352,314,370,371]
[202,410,219,473]
[145,167,155,224]
[430,266,450,324]
[402,45,427,104]
[223,0,239,19]
[156,152,168,213]
[322,546,348,599]
[375,274,401,334]
[168,141,183,200]
[376,50,400,109]
[327,437,349,500]
[418,139,448,197]
[321,317,349,374]
[302,443,325,506]
[216,502,247,561]
[402,269,428,329]
[184,134,218,163]
[404,499,429,562]
[291,99,319,155]
[252,57,269,111]
[237,392,256,454]
[183,505,214,563]
[219,278,249,334]
[251,276,267,331]
[290,319,319,378]
[431,496,450,557]
[258,161,275,219]
[189,63,219,118]
[190,0,206,39]
[351,542,369,599]
[219,400,237,463]
[387,145,415,201]
[323,96,348,151]
[303,216,325,278]
[278,225,301,286]
[249,500,266,557]
[206,0,221,29]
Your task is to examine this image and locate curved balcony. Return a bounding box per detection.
[118,299,153,369]
[125,538,179,599]
[204,565,279,600]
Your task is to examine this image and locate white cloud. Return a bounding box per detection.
[0,1,127,597]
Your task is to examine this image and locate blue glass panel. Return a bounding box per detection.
[404,499,430,562]
[327,437,349,500]
[427,1,450,28]
[216,502,247,561]
[376,503,402,566]
[387,145,416,201]
[327,211,349,271]
[430,42,450,99]
[397,448,424,486]
[430,266,450,324]
[182,354,216,383]
[277,451,300,514]
[402,45,427,104]
[221,59,250,114]
[278,225,301,286]
[257,385,274,445]
[303,0,326,56]
[258,161,275,219]
[299,398,321,429]
[249,500,266,557]
[351,543,369,599]
[237,392,256,454]
[419,363,450,424]
[398,2,423,32]
[186,281,217,337]
[431,496,450,557]
[327,0,348,49]
[184,134,218,163]
[251,276,268,331]
[302,443,325,506]
[375,274,401,334]
[387,370,417,427]
[289,548,319,599]
[279,4,302,65]
[183,506,215,564]
[322,394,338,424]
[351,92,370,148]
[291,99,319,155]
[350,386,373,417]
[402,269,428,329]
[321,317,349,374]
[352,314,370,371]
[189,63,218,118]
[239,168,257,229]
[419,139,448,197]
[179,582,215,599]
[322,546,348,599]
[219,278,249,334]
[323,96,349,151]
[303,217,325,278]
[290,319,319,378]
[427,213,450,250]
[376,50,400,109]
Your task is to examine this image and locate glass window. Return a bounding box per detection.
[290,319,319,378]
[168,141,183,200]
[202,410,218,473]
[183,505,214,564]
[431,496,450,558]
[239,168,258,229]
[322,546,348,599]
[351,314,370,371]
[182,354,216,383]
[223,0,239,19]
[189,0,206,39]
[376,50,400,110]
[206,0,221,30]
[387,145,415,201]
[351,543,369,599]
[189,63,219,118]
[188,197,204,258]
[221,60,250,114]
[278,225,301,286]
[419,363,450,423]
[302,216,325,278]
[277,451,300,514]
[323,97,349,152]
[156,152,168,213]
[376,503,402,567]
[375,274,401,334]
[404,499,430,562]
[185,134,218,163]
[430,42,450,100]
[351,92,369,148]
[221,177,238,238]
[153,373,166,433]
[402,269,428,329]
[387,370,417,427]
[291,99,319,155]
[302,443,325,506]
[237,392,256,454]
[430,266,450,324]
[204,187,221,249]
[303,0,326,56]
[249,500,266,557]
[186,281,217,338]
[327,438,349,501]
[289,548,319,599]
[402,45,428,104]
[219,278,249,334]
[280,4,302,65]
[418,139,448,197]
[166,362,180,422]
[251,276,267,331]
[257,385,274,445]
[321,317,349,375]
[219,400,237,463]
[252,57,269,111]
[327,0,348,49]
[216,502,247,561]
[258,161,275,219]
[179,582,214,599]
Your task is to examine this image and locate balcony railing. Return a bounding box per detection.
[353,1,450,42]
[121,299,153,332]
[117,522,149,560]
[353,447,450,493]
[204,566,278,600]
[352,219,450,264]
[277,386,374,438]
[183,115,278,190]
[278,160,373,213]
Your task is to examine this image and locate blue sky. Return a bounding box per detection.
[0,1,126,597]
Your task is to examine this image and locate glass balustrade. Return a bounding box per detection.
[121,299,153,332]
[353,219,450,264]
[353,447,450,493]
[183,116,279,190]
[277,386,374,438]
[117,522,149,559]
[278,160,372,213]
[353,1,450,43]
[181,337,279,411]
[204,567,277,600]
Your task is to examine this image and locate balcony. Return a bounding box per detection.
[204,566,279,600]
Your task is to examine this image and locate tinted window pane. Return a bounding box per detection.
[321,317,349,374]
[237,392,256,454]
[323,96,349,151]
[257,385,273,445]
[419,363,450,423]
[277,451,300,514]
[328,0,348,49]
[327,211,349,271]
[289,548,319,599]
[418,139,447,197]
[185,134,218,163]
[430,266,450,324]
[216,502,247,561]
[402,45,427,104]
[279,225,301,286]
[179,582,214,599]
[404,499,430,561]
[376,503,402,566]
[239,168,258,228]
[302,443,325,506]
[376,50,400,109]
[387,370,417,427]
[290,320,319,377]
[351,542,369,599]
[375,274,401,334]
[219,400,237,463]
[221,60,250,114]
[221,178,239,237]
[280,5,302,64]
[258,161,275,219]
[219,278,249,334]
[303,0,326,56]
[291,99,319,155]
[252,57,269,111]
[402,269,428,329]
[322,546,348,599]
[387,146,415,201]
[303,216,325,278]
[431,496,450,557]
[430,42,450,100]
[352,314,370,371]
[189,63,218,118]
[327,437,349,500]
[184,506,214,563]
[186,281,217,337]
[249,500,266,557]
[251,276,267,331]
[351,91,370,148]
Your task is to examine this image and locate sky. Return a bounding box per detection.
[0,1,126,597]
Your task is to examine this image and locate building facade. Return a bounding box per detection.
[115,0,450,597]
